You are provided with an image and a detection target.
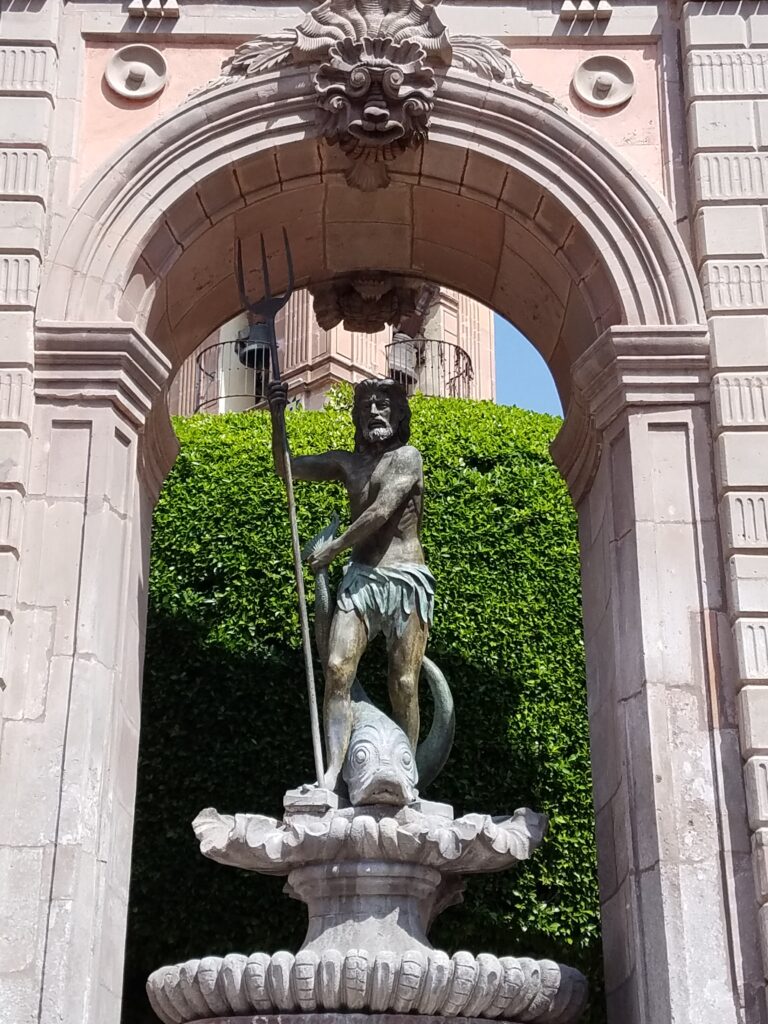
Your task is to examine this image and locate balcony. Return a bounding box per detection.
[194,328,271,413]
[385,336,474,399]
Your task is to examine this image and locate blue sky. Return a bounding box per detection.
[493,315,562,416]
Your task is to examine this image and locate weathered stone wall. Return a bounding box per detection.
[0,5,60,1020]
[0,25,56,688]
[684,3,768,1009]
[553,323,763,1024]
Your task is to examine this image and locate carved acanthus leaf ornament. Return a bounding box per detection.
[216,0,555,190]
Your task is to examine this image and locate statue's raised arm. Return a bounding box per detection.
[267,380,351,483]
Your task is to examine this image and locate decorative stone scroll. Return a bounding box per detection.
[211,0,556,189]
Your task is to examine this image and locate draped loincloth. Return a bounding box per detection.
[336,562,435,639]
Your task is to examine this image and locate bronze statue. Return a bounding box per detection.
[268,378,434,792]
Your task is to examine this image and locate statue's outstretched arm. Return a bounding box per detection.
[290,452,350,482]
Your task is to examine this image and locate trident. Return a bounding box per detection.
[235,230,325,787]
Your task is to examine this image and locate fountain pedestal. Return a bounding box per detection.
[146,800,588,1024]
[289,861,449,956]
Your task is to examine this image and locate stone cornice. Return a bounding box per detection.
[572,324,711,430]
[34,321,171,428]
[551,324,711,505]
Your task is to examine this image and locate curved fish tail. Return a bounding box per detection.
[415,656,455,790]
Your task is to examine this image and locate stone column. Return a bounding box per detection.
[0,324,173,1024]
[552,325,762,1024]
[683,5,768,1014]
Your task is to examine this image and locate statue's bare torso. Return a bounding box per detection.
[301,445,424,567]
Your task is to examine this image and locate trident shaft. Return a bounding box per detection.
[235,230,325,787]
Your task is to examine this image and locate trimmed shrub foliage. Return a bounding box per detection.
[122,395,604,1022]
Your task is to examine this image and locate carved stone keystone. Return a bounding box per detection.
[212,0,556,189]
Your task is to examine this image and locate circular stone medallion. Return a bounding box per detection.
[572,55,635,109]
[105,44,167,100]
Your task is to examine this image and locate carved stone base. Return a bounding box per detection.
[177,1016,561,1024]
[148,804,586,1023]
[147,953,588,1024]
[286,861,451,955]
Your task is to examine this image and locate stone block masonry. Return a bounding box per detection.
[0,34,55,696]
[0,21,55,1022]
[685,2,768,1008]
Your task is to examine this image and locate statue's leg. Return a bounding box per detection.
[387,613,428,750]
[323,606,368,791]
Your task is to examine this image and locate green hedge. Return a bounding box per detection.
[122,394,604,1022]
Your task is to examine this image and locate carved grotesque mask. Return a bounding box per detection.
[218,0,548,190]
[316,37,437,160]
[310,273,421,332]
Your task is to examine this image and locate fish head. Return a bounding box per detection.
[343,714,418,807]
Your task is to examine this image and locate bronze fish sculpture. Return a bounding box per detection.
[343,682,418,805]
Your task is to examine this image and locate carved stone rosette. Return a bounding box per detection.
[214,0,555,190]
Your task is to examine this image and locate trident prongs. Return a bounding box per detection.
[236,228,295,323]
[260,233,271,302]
[235,237,253,315]
[283,227,295,295]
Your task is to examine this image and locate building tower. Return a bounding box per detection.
[169,286,495,415]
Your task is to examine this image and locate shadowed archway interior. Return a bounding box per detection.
[127,137,617,410]
[39,66,703,408]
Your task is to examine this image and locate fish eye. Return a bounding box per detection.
[354,746,369,764]
[401,749,413,766]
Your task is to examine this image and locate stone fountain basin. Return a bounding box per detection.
[146,953,588,1024]
[147,802,586,1024]
[191,802,549,877]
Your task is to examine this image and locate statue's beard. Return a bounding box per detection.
[363,423,394,444]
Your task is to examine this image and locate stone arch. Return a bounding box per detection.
[29,56,756,1024]
[39,66,703,407]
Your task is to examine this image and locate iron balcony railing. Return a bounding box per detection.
[194,329,271,413]
[385,336,474,399]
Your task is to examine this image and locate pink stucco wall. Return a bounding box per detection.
[77,40,664,199]
[508,43,663,197]
[76,43,233,190]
